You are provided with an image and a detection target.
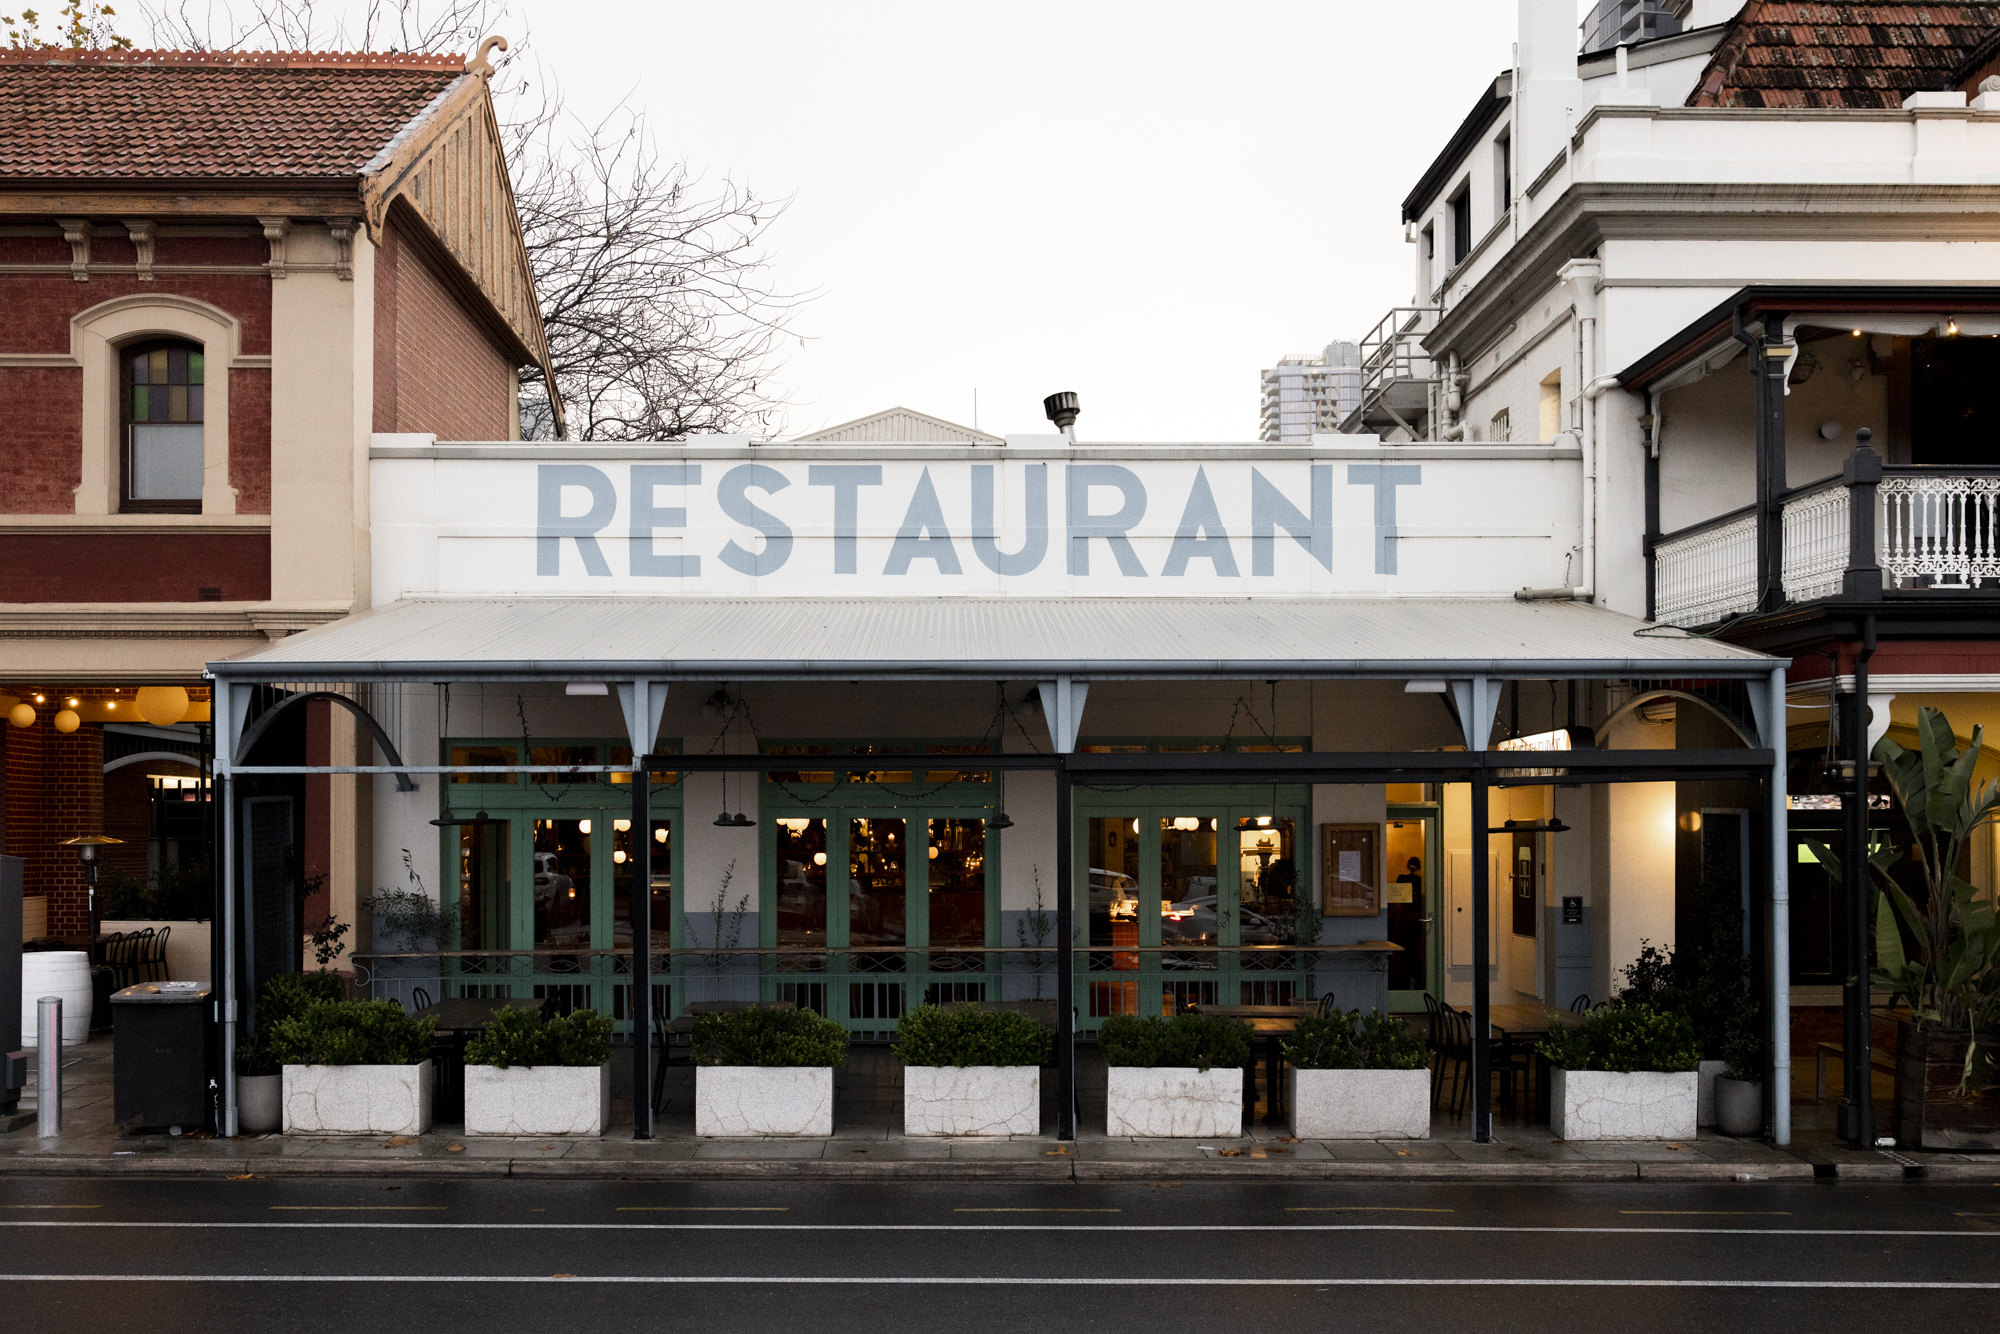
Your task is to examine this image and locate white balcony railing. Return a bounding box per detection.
[1653,508,1757,626]
[1880,473,2000,589]
[1780,481,1849,602]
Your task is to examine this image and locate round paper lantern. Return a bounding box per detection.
[52,709,80,734]
[135,685,191,726]
[7,703,34,728]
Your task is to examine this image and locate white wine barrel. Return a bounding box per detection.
[21,951,93,1046]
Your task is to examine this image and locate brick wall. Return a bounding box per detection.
[0,533,270,601]
[3,717,104,944]
[230,366,272,513]
[374,219,515,439]
[0,365,85,511]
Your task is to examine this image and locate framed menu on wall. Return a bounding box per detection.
[1321,823,1380,916]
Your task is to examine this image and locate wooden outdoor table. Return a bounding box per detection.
[1192,1003,1313,1123]
[1483,1003,1583,1122]
[412,996,552,1121]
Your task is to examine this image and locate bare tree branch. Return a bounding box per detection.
[134,1,808,438]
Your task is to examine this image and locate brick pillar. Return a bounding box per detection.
[3,717,102,944]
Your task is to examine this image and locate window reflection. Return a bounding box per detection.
[849,818,906,967]
[774,818,828,957]
[533,819,591,951]
[1236,816,1297,970]
[611,818,672,952]
[1160,816,1220,971]
[1088,816,1141,1016]
[927,817,985,971]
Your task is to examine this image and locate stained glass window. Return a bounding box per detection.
[123,339,205,511]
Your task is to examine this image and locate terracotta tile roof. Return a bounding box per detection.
[1686,2,2000,108]
[0,49,464,180]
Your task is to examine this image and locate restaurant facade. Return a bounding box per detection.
[206,432,1790,1142]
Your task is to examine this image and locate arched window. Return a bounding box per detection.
[122,338,206,513]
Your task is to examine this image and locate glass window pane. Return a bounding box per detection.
[611,818,672,951]
[923,744,992,783]
[774,817,828,952]
[849,817,905,952]
[186,385,203,421]
[608,744,677,785]
[131,355,146,385]
[167,345,187,383]
[130,385,147,420]
[927,818,985,969]
[149,349,168,384]
[168,384,188,422]
[529,744,597,784]
[766,744,836,784]
[1161,816,1219,970]
[1236,816,1298,966]
[532,818,592,950]
[1087,816,1140,966]
[449,743,517,784]
[1386,818,1428,991]
[129,423,203,499]
[187,350,204,385]
[456,821,509,953]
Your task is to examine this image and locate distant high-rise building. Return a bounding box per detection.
[1581,0,1690,55]
[1258,342,1361,442]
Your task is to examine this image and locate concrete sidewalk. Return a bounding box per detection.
[0,1037,1979,1182]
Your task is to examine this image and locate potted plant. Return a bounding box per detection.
[1846,707,2000,1149]
[893,1004,1052,1136]
[1281,1008,1430,1139]
[462,1006,614,1136]
[269,998,435,1135]
[1099,1012,1251,1137]
[235,970,344,1134]
[1538,1004,1700,1140]
[692,1007,849,1136]
[1713,997,1766,1138]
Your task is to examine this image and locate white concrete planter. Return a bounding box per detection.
[464,1062,611,1136]
[237,1073,282,1134]
[282,1061,432,1135]
[696,1066,834,1136]
[1287,1067,1431,1139]
[903,1065,1040,1136]
[1106,1065,1242,1137]
[1696,1058,1728,1127]
[1551,1068,1698,1141]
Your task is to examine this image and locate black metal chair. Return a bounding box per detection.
[1436,1005,1473,1116]
[409,986,432,1013]
[1570,993,1592,1014]
[1315,992,1339,1017]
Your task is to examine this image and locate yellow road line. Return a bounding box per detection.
[1285,1207,1454,1214]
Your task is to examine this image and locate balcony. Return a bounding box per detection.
[1652,449,2000,626]
[1338,306,1439,439]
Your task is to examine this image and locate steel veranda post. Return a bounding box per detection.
[1843,620,1876,1146]
[1768,665,1792,1146]
[632,754,654,1139]
[219,772,238,1137]
[1470,772,1491,1143]
[1056,759,1076,1141]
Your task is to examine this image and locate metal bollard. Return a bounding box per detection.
[36,996,61,1138]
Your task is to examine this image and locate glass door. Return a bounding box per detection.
[1385,810,1438,1009]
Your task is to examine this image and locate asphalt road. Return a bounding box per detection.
[0,1174,1995,1332]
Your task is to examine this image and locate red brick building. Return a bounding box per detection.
[0,44,554,953]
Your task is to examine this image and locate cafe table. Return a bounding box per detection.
[412,995,552,1122]
[1485,1002,1585,1122]
[1190,1002,1313,1124]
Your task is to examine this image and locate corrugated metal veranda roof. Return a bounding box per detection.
[209,597,1780,682]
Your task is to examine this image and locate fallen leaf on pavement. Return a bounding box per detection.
[446,1143,465,1153]
[1218,1148,1244,1157]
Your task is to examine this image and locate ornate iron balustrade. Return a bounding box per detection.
[1880,472,2000,588]
[1780,478,1849,602]
[1653,506,1757,626]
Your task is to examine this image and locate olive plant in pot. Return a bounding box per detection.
[692,1008,849,1136]
[1281,1009,1430,1139]
[269,999,435,1135]
[462,1007,614,1136]
[1099,1012,1251,1137]
[1712,997,1767,1138]
[1538,1004,1701,1141]
[893,1005,1053,1136]
[234,971,344,1134]
[1833,707,2000,1149]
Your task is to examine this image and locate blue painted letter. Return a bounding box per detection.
[630,463,701,577]
[1065,464,1148,577]
[971,463,1047,576]
[1161,467,1240,577]
[883,467,964,575]
[1250,465,1331,575]
[807,465,883,575]
[536,464,616,576]
[1346,463,1421,575]
[716,464,793,576]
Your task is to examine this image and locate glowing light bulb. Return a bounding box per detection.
[928,846,939,860]
[654,828,668,844]
[613,850,627,864]
[577,819,592,835]
[613,818,631,832]
[813,852,827,866]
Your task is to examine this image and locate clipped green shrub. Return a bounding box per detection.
[692,1007,849,1068]
[1538,1003,1699,1074]
[238,971,348,1076]
[1283,1010,1428,1071]
[1098,1013,1250,1073]
[892,1005,1053,1068]
[464,1006,613,1069]
[267,999,434,1067]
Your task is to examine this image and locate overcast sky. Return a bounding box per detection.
[520,1,1543,440]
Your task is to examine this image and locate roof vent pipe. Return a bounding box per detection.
[1043,391,1080,443]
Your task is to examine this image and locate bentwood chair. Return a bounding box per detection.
[1570,993,1592,1014]
[1436,1006,1473,1116]
[409,986,432,1014]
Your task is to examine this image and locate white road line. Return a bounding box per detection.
[0,1222,1991,1237]
[0,1274,1993,1288]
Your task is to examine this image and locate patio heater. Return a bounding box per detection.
[62,834,123,943]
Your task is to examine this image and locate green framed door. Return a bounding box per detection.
[1385,806,1441,1012]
